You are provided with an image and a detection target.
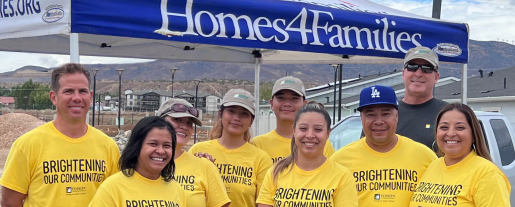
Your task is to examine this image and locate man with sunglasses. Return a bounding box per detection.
[397,46,447,151]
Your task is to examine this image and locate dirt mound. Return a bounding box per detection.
[0,113,45,149]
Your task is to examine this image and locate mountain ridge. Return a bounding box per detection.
[1,40,514,85]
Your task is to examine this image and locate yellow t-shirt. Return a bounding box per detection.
[88,171,186,207]
[0,122,120,207]
[251,130,335,163]
[175,151,231,207]
[330,135,437,207]
[188,139,273,207]
[257,159,358,207]
[409,151,511,207]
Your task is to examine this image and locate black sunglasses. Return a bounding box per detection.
[404,63,437,73]
[161,103,199,118]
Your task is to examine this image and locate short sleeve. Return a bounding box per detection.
[420,144,438,164]
[188,143,202,154]
[203,159,231,207]
[255,153,273,197]
[334,168,358,207]
[107,144,121,177]
[256,168,275,205]
[88,185,119,207]
[324,141,336,158]
[0,143,31,194]
[473,170,511,207]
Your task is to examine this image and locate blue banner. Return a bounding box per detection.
[71,0,468,63]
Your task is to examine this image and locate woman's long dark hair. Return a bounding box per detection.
[435,103,492,162]
[119,116,177,182]
[273,102,331,182]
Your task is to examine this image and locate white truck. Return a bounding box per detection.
[329,111,515,203]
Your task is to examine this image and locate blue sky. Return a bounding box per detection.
[0,0,513,73]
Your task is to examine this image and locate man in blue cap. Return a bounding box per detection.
[331,85,436,207]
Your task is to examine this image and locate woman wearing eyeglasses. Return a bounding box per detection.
[189,89,273,207]
[156,99,231,207]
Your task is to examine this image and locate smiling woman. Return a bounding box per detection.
[189,89,273,207]
[256,102,358,207]
[88,116,187,207]
[409,103,511,207]
[157,98,231,207]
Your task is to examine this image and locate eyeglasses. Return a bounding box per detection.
[404,63,437,73]
[161,103,199,118]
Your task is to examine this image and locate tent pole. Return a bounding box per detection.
[70,33,80,63]
[461,64,467,104]
[432,0,442,19]
[338,64,343,121]
[253,57,261,137]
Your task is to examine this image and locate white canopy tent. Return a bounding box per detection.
[0,0,469,134]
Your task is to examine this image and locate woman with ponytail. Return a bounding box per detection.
[189,89,272,207]
[256,102,358,207]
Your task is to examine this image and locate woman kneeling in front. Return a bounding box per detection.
[89,116,186,207]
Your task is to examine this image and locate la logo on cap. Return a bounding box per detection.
[371,87,380,98]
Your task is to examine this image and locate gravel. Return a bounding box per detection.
[0,113,45,149]
[112,130,130,152]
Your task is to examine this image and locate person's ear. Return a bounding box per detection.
[434,72,440,83]
[50,90,57,105]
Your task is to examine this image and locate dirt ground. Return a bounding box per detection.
[0,148,9,200]
[0,110,217,200]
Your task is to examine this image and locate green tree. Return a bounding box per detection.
[260,82,273,102]
[0,86,9,96]
[10,80,53,110]
[31,85,52,110]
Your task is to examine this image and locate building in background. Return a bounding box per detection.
[258,71,458,118]
[125,89,220,112]
[434,66,515,129]
[0,97,15,109]
[257,66,515,136]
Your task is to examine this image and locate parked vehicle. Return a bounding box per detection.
[329,111,515,203]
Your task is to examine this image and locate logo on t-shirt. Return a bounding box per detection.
[65,187,86,195]
[373,194,395,202]
[371,87,380,98]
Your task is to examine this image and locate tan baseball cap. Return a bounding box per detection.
[404,46,439,71]
[272,76,306,97]
[157,98,202,126]
[222,89,255,115]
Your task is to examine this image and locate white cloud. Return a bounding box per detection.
[369,0,515,42]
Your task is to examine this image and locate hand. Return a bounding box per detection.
[194,152,216,163]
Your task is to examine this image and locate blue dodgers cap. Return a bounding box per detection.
[357,85,399,111]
